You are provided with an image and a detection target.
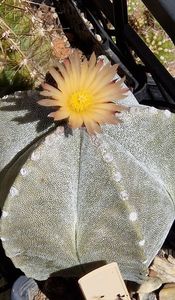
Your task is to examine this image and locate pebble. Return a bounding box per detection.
[138,277,162,294]
[159,284,175,300]
[139,293,157,300]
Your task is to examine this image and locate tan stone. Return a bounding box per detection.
[163,283,175,288]
[159,286,175,300]
[138,277,162,294]
[139,293,157,300]
[150,255,175,283]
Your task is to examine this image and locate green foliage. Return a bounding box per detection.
[127,0,175,68]
[0,0,54,93]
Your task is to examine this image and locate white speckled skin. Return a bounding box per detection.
[0,90,175,284]
[0,90,54,172]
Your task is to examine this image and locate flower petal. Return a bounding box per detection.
[79,58,89,88]
[71,50,81,75]
[92,102,119,112]
[83,116,101,134]
[90,110,114,124]
[41,83,62,98]
[49,68,65,90]
[93,83,128,101]
[82,59,104,90]
[38,99,60,107]
[88,52,96,69]
[69,113,83,129]
[48,109,69,120]
[89,63,118,92]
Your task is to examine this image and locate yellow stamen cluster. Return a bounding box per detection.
[69,90,92,113]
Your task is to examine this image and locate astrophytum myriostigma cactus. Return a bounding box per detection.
[0,54,175,284]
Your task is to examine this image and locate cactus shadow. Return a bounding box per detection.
[38,261,107,300]
[0,89,61,132]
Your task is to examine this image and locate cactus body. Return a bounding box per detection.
[0,89,175,282]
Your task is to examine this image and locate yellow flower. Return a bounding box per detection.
[39,50,128,134]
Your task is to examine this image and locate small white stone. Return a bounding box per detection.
[103,152,113,162]
[1,211,8,218]
[149,106,158,114]
[113,171,122,182]
[20,167,28,176]
[120,190,129,201]
[129,211,138,221]
[31,151,40,161]
[10,186,19,197]
[139,239,145,246]
[164,109,171,118]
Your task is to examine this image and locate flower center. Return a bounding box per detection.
[69,90,92,113]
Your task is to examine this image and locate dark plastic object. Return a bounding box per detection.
[59,0,175,106]
[11,276,39,300]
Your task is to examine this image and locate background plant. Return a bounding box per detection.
[0,0,70,96]
[127,0,175,75]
